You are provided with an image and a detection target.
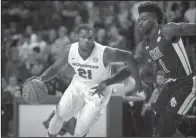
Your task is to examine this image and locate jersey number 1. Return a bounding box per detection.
[78,68,92,79]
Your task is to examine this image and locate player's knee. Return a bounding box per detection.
[55,104,67,119]
[50,113,64,124]
[55,106,73,122]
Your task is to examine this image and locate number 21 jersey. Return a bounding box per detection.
[68,42,112,87]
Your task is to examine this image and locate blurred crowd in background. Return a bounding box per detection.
[1,1,196,137]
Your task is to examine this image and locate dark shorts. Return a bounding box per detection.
[154,74,196,115]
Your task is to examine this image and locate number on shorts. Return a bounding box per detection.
[77,68,92,79]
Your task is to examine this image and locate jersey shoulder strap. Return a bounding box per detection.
[68,42,78,64]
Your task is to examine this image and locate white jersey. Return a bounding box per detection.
[55,42,114,137]
[68,41,112,87]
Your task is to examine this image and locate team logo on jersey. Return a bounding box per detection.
[93,57,98,63]
[170,97,177,107]
[72,63,99,69]
[149,47,163,60]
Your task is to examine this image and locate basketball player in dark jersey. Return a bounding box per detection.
[135,2,196,137]
[92,1,196,137]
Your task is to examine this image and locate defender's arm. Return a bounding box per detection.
[163,22,196,38]
[103,47,143,90]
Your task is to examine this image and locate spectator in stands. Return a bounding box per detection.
[184,1,196,23]
[95,28,108,45]
[9,22,17,35]
[166,2,185,23]
[5,34,22,81]
[2,78,8,91]
[31,33,48,64]
[108,24,127,50]
[141,70,166,114]
[117,2,136,51]
[24,25,38,43]
[2,88,14,137]
[18,34,32,63]
[30,62,44,76]
[73,15,83,30]
[141,70,167,136]
[61,1,80,31]
[48,29,57,45]
[69,31,77,43]
[4,75,21,97]
[45,28,58,66]
[51,26,70,61]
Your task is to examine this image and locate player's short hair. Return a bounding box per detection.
[76,24,95,34]
[138,1,164,24]
[157,70,166,77]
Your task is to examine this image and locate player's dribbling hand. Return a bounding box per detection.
[91,82,107,98]
[23,76,42,86]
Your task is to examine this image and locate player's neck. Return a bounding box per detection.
[78,43,95,60]
[146,24,159,43]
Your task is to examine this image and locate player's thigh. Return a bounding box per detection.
[74,102,104,136]
[166,76,195,115]
[56,84,85,121]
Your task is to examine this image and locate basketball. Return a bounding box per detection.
[22,79,48,105]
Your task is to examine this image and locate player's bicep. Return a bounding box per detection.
[104,47,133,64]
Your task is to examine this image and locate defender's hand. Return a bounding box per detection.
[91,82,107,98]
[126,81,148,96]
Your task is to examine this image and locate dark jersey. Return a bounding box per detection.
[143,29,193,78]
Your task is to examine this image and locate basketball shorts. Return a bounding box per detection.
[154,74,196,115]
[55,80,113,136]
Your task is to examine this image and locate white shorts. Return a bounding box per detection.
[55,80,113,136]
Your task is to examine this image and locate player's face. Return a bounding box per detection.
[138,12,155,34]
[156,75,165,86]
[78,29,95,51]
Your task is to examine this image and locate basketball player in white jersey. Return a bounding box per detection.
[24,24,146,137]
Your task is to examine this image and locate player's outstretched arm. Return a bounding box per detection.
[163,22,196,38]
[105,47,144,89]
[39,45,71,82]
[91,47,147,97]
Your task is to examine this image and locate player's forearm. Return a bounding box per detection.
[126,54,143,90]
[40,67,60,82]
[180,23,196,36]
[173,23,196,36]
[123,95,146,102]
[103,67,131,86]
